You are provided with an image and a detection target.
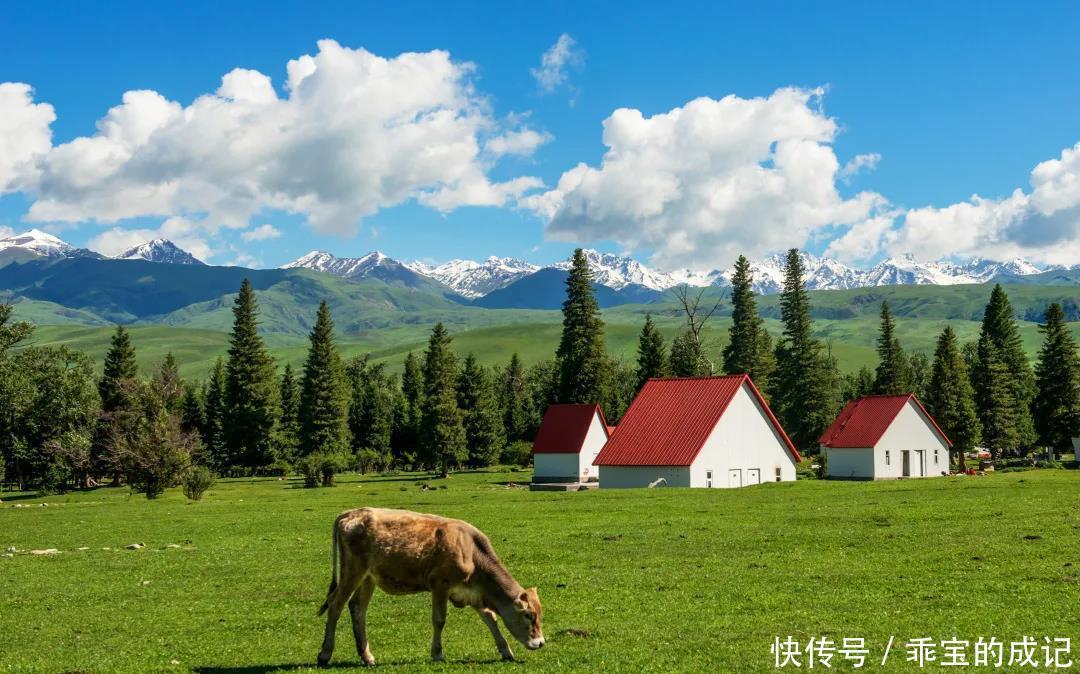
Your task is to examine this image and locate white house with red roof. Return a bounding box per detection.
[531,403,609,484]
[592,375,801,489]
[819,394,952,480]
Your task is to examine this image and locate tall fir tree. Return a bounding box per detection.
[156,352,184,412]
[635,314,668,390]
[179,384,206,440]
[298,301,348,457]
[926,326,981,469]
[556,248,608,404]
[873,301,911,395]
[99,325,138,412]
[907,352,932,403]
[1033,303,1080,452]
[771,249,842,452]
[501,353,530,444]
[203,357,228,470]
[972,284,1036,452]
[224,279,280,469]
[421,323,466,477]
[976,339,1020,458]
[669,330,710,376]
[400,351,424,455]
[457,354,505,467]
[722,254,776,394]
[842,365,876,402]
[347,358,396,457]
[276,363,301,461]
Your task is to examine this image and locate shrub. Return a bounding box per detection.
[264,458,293,477]
[182,466,215,501]
[500,440,533,467]
[298,451,351,487]
[355,448,392,475]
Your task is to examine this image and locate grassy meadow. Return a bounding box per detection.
[2,470,1078,672]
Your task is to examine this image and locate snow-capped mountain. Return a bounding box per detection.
[406,257,538,298]
[0,228,77,258]
[0,229,103,261]
[283,250,396,278]
[115,239,204,265]
[550,249,676,291]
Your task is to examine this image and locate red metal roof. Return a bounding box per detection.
[593,375,800,466]
[532,404,608,455]
[819,394,953,448]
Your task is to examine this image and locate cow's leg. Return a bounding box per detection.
[318,566,360,667]
[430,588,449,662]
[349,577,376,666]
[475,607,515,661]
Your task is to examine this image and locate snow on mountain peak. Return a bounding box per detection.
[0,228,75,256]
[405,256,539,298]
[115,239,204,265]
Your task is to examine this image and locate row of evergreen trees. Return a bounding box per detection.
[3,246,1078,492]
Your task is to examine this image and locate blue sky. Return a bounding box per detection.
[2,1,1080,270]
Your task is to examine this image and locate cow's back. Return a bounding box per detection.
[338,508,478,594]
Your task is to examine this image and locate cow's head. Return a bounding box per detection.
[502,587,544,650]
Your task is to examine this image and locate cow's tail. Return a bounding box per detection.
[317,514,343,616]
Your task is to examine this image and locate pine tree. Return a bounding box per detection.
[347,358,396,458]
[458,354,505,467]
[1033,303,1080,452]
[298,301,348,458]
[972,284,1036,452]
[976,340,1019,458]
[501,353,530,444]
[156,352,184,412]
[926,326,980,469]
[669,330,710,377]
[907,352,932,403]
[842,365,876,402]
[179,384,205,439]
[99,325,138,412]
[277,363,301,462]
[421,323,466,477]
[721,255,768,385]
[635,314,668,389]
[203,357,227,470]
[399,351,424,456]
[224,279,279,470]
[873,301,911,395]
[771,249,841,452]
[556,248,607,403]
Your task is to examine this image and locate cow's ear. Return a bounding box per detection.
[519,591,529,602]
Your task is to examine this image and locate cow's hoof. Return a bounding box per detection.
[501,652,516,662]
[432,653,445,663]
[362,655,377,667]
[316,655,331,668]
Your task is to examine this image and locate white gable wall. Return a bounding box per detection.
[534,410,608,482]
[871,400,950,479]
[824,400,951,480]
[688,382,798,487]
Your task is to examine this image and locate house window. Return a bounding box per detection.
[886,451,891,466]
[775,466,782,482]
[934,450,939,465]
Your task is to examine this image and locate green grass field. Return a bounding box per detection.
[2,470,1078,672]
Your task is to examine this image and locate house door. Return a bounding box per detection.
[916,450,926,476]
[901,450,911,477]
[705,470,713,488]
[746,469,761,486]
[728,469,742,488]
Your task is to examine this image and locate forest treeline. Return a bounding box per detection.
[2,248,1078,495]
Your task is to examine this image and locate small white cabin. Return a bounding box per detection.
[592,375,800,489]
[820,394,952,480]
[531,404,609,483]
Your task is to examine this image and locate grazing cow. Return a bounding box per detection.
[317,507,545,667]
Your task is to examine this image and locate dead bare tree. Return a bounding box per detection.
[669,284,726,375]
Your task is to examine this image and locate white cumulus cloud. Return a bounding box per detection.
[523,87,887,270]
[8,40,545,239]
[0,83,55,193]
[531,34,585,94]
[240,224,282,242]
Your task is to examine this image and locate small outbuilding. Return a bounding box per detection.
[592,375,801,488]
[531,403,609,484]
[820,394,952,480]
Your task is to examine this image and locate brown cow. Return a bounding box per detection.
[317,507,545,667]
